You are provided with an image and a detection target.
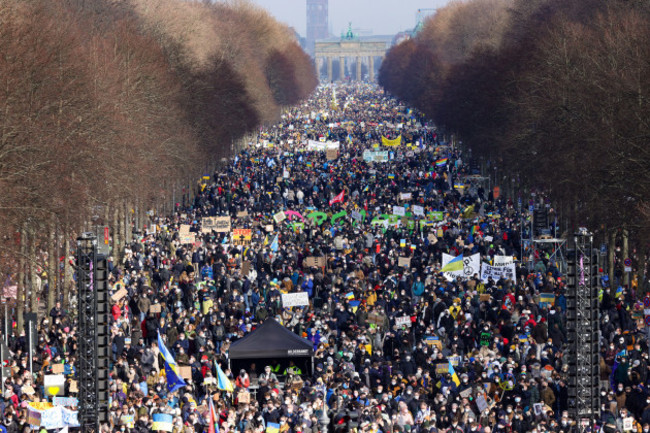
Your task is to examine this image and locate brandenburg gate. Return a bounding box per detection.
[314,27,388,82]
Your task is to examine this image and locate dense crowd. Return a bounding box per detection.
[0,84,647,433]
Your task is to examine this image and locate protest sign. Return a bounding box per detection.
[273,211,286,223]
[400,192,412,201]
[205,216,230,233]
[493,255,514,267]
[395,316,411,328]
[111,287,127,302]
[326,149,338,160]
[398,257,411,268]
[413,205,424,216]
[179,224,191,235]
[236,210,248,218]
[232,229,252,246]
[281,292,310,308]
[149,304,162,313]
[179,233,195,244]
[480,263,516,282]
[392,206,405,216]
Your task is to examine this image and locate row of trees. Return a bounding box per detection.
[0,0,317,329]
[379,0,650,287]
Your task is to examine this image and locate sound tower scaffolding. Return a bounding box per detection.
[566,230,600,427]
[77,234,110,432]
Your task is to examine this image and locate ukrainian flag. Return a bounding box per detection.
[157,332,187,393]
[152,413,174,431]
[270,234,279,252]
[266,423,280,433]
[441,255,463,273]
[448,362,461,386]
[215,361,234,393]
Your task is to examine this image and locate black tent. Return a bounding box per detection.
[229,319,314,378]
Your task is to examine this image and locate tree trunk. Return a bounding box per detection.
[62,232,72,310]
[16,226,26,335]
[29,227,39,316]
[622,228,629,287]
[608,230,616,296]
[113,204,120,260]
[47,219,57,313]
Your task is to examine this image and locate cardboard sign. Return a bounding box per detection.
[281,292,310,308]
[304,256,326,268]
[367,313,384,326]
[111,287,128,302]
[208,216,231,233]
[179,224,191,235]
[238,391,250,404]
[69,381,79,393]
[179,232,196,244]
[179,366,192,380]
[326,149,338,160]
[241,261,251,276]
[398,257,411,268]
[51,364,65,374]
[480,294,491,302]
[237,210,249,219]
[149,304,162,313]
[395,316,411,328]
[276,176,284,183]
[460,387,473,399]
[400,192,412,201]
[232,229,252,246]
[265,224,274,232]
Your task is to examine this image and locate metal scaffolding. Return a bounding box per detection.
[77,234,109,432]
[566,230,600,425]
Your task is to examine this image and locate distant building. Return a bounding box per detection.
[306,0,328,55]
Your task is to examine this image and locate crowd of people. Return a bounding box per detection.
[0,84,647,433]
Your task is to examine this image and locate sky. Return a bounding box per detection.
[248,0,452,38]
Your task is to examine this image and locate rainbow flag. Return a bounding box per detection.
[435,158,448,167]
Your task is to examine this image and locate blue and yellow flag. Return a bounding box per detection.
[441,255,463,273]
[270,234,279,252]
[448,362,461,387]
[157,332,187,393]
[215,361,234,392]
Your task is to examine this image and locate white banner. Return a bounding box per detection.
[395,316,411,328]
[281,292,310,308]
[307,140,340,151]
[413,205,424,216]
[493,255,514,267]
[480,263,516,282]
[441,253,481,281]
[392,206,406,216]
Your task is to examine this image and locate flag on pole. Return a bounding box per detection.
[208,396,220,433]
[440,255,463,273]
[329,190,345,206]
[269,234,279,252]
[448,362,461,386]
[435,158,448,167]
[157,333,187,393]
[215,361,234,392]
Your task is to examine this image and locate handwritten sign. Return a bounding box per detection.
[398,257,411,268]
[392,206,406,216]
[395,316,411,328]
[281,292,310,308]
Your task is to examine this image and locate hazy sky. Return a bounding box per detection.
[249,0,451,37]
